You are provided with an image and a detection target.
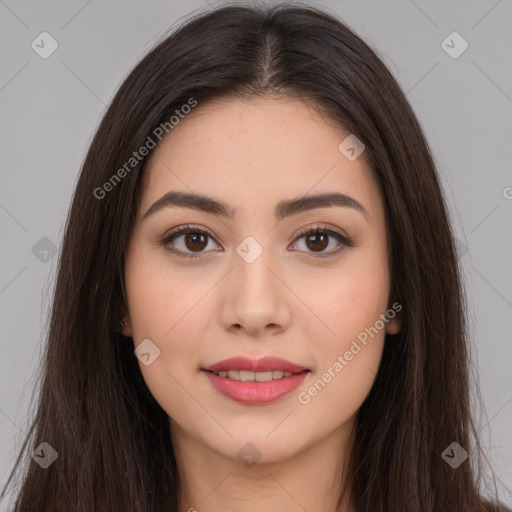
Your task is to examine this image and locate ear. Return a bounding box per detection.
[386,313,402,334]
[386,310,402,335]
[120,311,133,337]
[119,275,132,337]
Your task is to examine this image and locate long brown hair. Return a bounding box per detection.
[1,2,508,511]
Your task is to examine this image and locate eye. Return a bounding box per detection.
[290,224,353,258]
[161,223,353,259]
[161,224,220,259]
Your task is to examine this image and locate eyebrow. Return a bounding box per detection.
[142,190,369,222]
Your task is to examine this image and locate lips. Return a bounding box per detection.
[202,356,310,404]
[203,356,308,374]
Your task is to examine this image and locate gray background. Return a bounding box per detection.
[1,0,511,506]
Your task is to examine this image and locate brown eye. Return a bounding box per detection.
[291,225,353,258]
[183,232,208,251]
[161,225,220,258]
[304,233,329,252]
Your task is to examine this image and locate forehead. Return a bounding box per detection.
[139,95,382,223]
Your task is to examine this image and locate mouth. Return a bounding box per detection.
[201,356,310,404]
[203,368,309,382]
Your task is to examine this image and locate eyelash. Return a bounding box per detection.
[160,224,353,260]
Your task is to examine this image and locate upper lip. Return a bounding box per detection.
[203,356,308,374]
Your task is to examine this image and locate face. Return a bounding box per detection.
[122,95,401,465]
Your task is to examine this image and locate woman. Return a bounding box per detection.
[2,2,509,511]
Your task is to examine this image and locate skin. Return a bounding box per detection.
[121,94,402,512]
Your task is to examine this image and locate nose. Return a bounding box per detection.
[219,242,292,337]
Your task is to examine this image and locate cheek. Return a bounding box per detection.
[301,250,390,402]
[125,239,212,342]
[309,253,390,346]
[298,288,387,425]
[124,244,193,368]
[315,283,387,386]
[124,251,215,423]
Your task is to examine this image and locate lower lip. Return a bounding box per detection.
[203,370,309,404]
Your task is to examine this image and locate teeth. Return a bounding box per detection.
[238,370,253,382]
[255,371,273,382]
[215,370,295,381]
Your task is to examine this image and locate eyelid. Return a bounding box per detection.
[293,224,350,243]
[163,223,217,242]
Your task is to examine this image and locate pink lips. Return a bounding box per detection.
[202,356,309,405]
[204,356,307,374]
